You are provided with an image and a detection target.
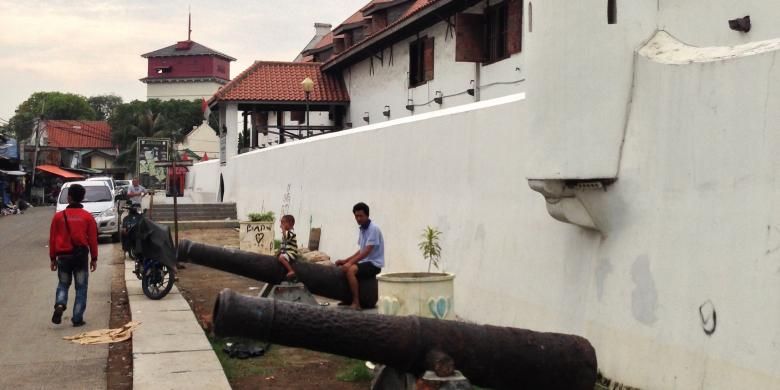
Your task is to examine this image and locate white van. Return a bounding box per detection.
[86,176,116,195]
[57,181,120,242]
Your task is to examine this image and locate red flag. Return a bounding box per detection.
[202,98,212,120]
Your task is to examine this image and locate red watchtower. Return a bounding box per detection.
[140,20,235,101]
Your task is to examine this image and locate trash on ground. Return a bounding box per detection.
[63,321,141,345]
[223,341,266,359]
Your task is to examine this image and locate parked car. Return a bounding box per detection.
[57,181,120,242]
[86,176,116,196]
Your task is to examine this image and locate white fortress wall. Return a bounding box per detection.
[190,66,780,387]
[187,159,220,203]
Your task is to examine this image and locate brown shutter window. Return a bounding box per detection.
[371,12,388,33]
[423,36,435,81]
[290,111,305,124]
[507,0,523,54]
[455,13,486,62]
[333,37,346,54]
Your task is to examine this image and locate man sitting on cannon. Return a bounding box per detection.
[335,202,384,310]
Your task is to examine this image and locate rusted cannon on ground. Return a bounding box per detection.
[177,239,378,308]
[214,289,598,390]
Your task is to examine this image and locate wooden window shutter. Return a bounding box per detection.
[423,36,435,81]
[333,37,346,54]
[455,13,485,62]
[290,111,305,123]
[507,0,523,54]
[371,12,388,33]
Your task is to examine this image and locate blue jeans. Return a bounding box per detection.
[55,257,89,324]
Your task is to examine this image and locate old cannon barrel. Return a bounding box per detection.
[177,239,377,308]
[214,289,598,390]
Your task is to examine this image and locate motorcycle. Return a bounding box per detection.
[121,204,176,300]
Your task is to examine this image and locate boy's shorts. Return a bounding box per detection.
[280,253,294,263]
[356,262,381,279]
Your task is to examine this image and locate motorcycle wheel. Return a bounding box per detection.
[141,263,175,300]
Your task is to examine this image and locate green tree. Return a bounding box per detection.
[109,99,204,170]
[88,94,124,121]
[8,92,96,140]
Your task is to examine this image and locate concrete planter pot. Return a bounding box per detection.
[377,272,455,320]
[239,221,275,255]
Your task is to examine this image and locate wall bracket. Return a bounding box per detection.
[527,178,615,232]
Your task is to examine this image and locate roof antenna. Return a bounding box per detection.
[188,5,192,41]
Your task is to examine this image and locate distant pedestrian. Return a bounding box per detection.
[275,214,299,280]
[335,202,384,310]
[127,178,147,207]
[49,184,98,327]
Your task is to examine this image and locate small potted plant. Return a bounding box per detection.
[419,226,442,272]
[377,226,455,319]
[239,211,275,254]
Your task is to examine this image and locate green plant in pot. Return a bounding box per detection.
[418,226,442,272]
[247,211,275,222]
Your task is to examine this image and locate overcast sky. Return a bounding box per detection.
[0,0,367,121]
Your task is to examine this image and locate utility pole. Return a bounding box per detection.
[31,112,44,187]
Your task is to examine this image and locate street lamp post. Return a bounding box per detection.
[301,77,314,138]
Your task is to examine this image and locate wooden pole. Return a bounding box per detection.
[173,159,179,249]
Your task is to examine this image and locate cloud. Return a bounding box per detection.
[0,0,367,119]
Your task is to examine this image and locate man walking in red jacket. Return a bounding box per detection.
[49,184,98,327]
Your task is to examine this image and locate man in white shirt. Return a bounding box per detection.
[126,178,147,207]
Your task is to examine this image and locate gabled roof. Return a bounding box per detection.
[321,0,453,70]
[81,149,116,159]
[142,40,236,61]
[211,61,350,103]
[44,120,113,149]
[362,0,411,16]
[333,6,373,34]
[303,32,335,56]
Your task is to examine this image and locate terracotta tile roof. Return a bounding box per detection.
[339,3,373,27]
[323,0,443,68]
[313,32,334,50]
[212,61,350,103]
[362,0,409,15]
[44,120,113,149]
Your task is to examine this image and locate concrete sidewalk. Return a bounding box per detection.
[125,261,230,390]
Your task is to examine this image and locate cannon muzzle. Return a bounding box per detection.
[214,289,598,390]
[178,239,377,308]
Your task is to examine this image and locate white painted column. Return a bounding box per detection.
[225,103,239,161]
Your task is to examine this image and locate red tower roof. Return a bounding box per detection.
[142,40,236,61]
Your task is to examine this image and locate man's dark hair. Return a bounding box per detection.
[352,202,369,216]
[69,184,86,203]
[281,214,295,225]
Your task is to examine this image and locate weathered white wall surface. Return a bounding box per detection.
[658,1,780,46]
[187,159,220,203]
[146,81,223,102]
[186,1,780,387]
[192,83,780,389]
[594,33,780,388]
[525,1,657,179]
[344,2,525,127]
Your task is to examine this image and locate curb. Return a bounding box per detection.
[125,261,230,389]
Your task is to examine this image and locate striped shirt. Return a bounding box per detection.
[277,230,299,261]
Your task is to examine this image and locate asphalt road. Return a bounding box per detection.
[0,206,115,389]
